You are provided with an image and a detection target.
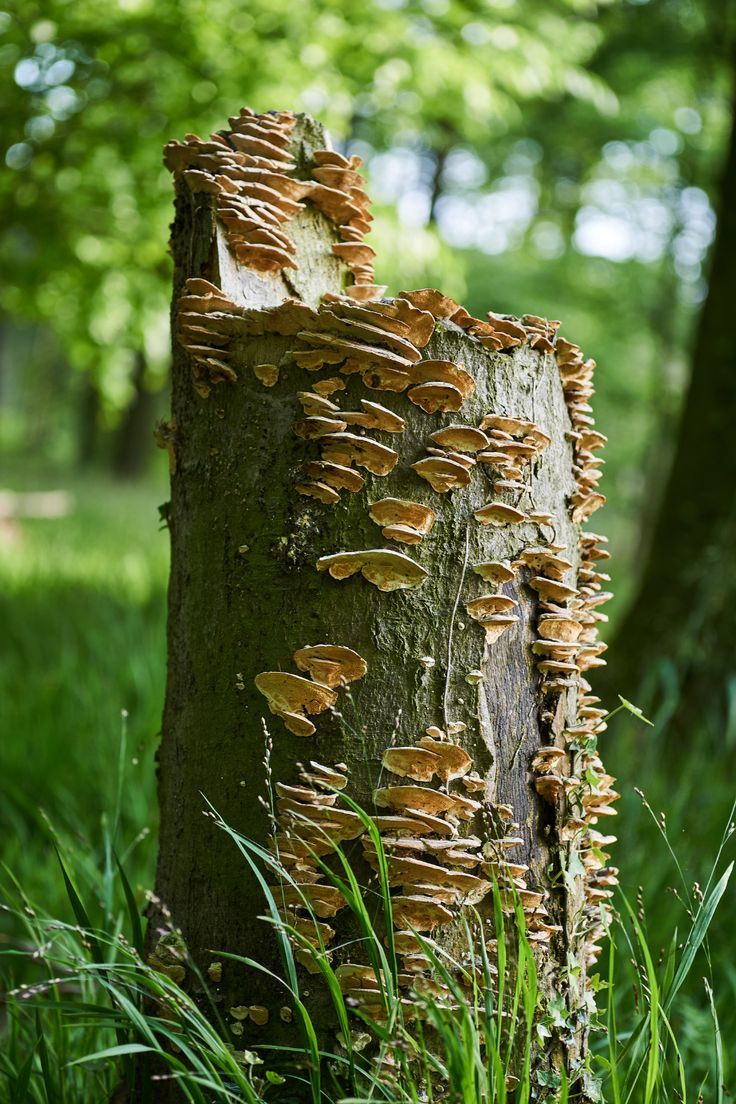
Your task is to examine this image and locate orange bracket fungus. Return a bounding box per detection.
[316,549,428,591]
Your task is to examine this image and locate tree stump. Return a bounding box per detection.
[152,108,615,1095]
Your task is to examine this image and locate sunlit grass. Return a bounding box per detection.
[0,469,167,922]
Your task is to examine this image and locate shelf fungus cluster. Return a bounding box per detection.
[270,759,359,970]
[175,276,319,398]
[164,107,382,298]
[410,406,550,510]
[255,645,367,736]
[556,338,607,525]
[165,110,304,275]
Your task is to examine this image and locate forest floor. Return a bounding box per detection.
[1,469,734,1095]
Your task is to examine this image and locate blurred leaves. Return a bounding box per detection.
[0,0,734,591]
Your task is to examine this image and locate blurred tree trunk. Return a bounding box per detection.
[150,109,611,1100]
[76,377,101,468]
[602,79,736,732]
[112,352,164,478]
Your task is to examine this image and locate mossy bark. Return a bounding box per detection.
[153,114,597,1098]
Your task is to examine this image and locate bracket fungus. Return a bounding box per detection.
[472,561,516,587]
[341,400,406,434]
[382,746,442,782]
[474,502,527,527]
[528,576,579,603]
[373,785,456,817]
[317,549,428,591]
[408,381,464,414]
[429,425,490,453]
[368,498,436,545]
[411,456,472,493]
[301,461,365,494]
[293,415,348,440]
[319,432,398,476]
[415,737,472,782]
[292,645,368,688]
[254,672,337,737]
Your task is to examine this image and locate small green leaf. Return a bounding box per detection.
[618,695,654,726]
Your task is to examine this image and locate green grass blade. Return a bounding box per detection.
[663,862,733,1013]
[114,850,145,956]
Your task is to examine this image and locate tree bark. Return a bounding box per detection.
[601,77,736,731]
[152,110,614,1098]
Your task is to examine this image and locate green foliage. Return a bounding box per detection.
[0,0,614,410]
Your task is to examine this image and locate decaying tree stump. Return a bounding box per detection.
[152,108,616,1095]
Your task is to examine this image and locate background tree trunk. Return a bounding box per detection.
[602,77,736,734]
[112,351,165,479]
[152,110,614,1098]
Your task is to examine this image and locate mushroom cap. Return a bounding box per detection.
[472,561,516,585]
[466,595,517,621]
[320,432,398,475]
[293,645,368,687]
[392,895,454,931]
[255,672,337,716]
[416,736,472,781]
[317,549,428,592]
[295,481,341,504]
[429,425,489,453]
[410,360,475,399]
[373,785,455,816]
[368,498,436,534]
[528,576,579,602]
[475,502,527,526]
[293,416,347,439]
[302,460,365,493]
[411,456,472,493]
[382,746,442,782]
[537,616,582,642]
[408,381,464,414]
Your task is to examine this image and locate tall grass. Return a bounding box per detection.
[0,769,733,1103]
[1,472,734,1101]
